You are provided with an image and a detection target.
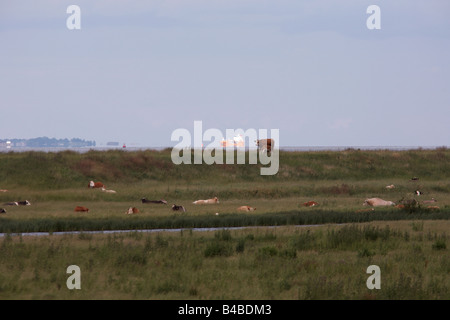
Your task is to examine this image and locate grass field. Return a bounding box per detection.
[0,148,449,299]
[0,221,448,300]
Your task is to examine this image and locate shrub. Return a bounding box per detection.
[258,246,278,257]
[215,229,232,241]
[396,198,421,213]
[432,240,447,251]
[204,242,232,257]
[235,239,245,253]
[357,247,375,258]
[326,225,392,249]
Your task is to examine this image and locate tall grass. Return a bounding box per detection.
[0,210,448,234]
[0,221,448,299]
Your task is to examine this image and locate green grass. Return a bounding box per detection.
[1,148,449,233]
[0,221,448,299]
[0,148,449,299]
[0,208,448,234]
[1,148,449,189]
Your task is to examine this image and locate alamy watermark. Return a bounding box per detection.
[171,121,279,176]
[366,265,381,290]
[366,5,381,30]
[66,5,81,30]
[66,4,380,31]
[66,265,81,290]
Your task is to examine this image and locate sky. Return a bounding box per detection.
[1,0,449,148]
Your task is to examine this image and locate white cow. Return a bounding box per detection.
[101,187,117,193]
[363,198,395,207]
[193,197,219,204]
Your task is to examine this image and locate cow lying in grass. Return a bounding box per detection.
[363,198,395,207]
[125,207,139,215]
[172,204,186,212]
[74,206,89,212]
[141,198,167,204]
[4,200,30,206]
[88,181,105,189]
[101,187,117,193]
[193,197,219,204]
[237,206,256,212]
[303,201,319,207]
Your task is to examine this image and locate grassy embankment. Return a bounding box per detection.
[0,148,449,233]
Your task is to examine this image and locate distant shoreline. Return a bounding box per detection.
[0,145,447,153]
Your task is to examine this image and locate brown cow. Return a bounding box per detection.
[237,206,256,212]
[303,201,319,207]
[125,207,139,215]
[74,206,89,212]
[88,181,105,189]
[255,139,274,153]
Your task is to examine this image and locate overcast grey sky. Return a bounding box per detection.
[1,0,449,147]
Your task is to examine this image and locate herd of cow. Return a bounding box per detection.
[85,181,227,215]
[0,200,31,214]
[83,182,258,215]
[0,177,441,216]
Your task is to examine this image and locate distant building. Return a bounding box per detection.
[107,142,120,146]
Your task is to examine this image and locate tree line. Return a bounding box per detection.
[0,137,96,148]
